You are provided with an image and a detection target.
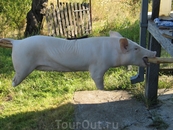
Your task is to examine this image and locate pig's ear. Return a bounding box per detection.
[119,38,128,53]
[109,30,122,37]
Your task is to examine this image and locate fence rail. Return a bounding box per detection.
[45,2,92,38]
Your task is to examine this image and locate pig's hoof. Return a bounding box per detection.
[12,82,16,87]
[12,77,17,87]
[12,81,17,87]
[97,86,104,90]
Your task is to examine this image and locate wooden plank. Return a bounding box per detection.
[148,20,173,57]
[0,39,12,48]
[56,4,63,37]
[81,3,85,35]
[74,3,80,37]
[49,5,53,36]
[73,8,89,12]
[63,3,68,37]
[52,5,59,36]
[147,57,173,63]
[45,8,52,36]
[82,3,88,35]
[89,0,92,28]
[64,3,70,37]
[87,3,92,34]
[83,3,90,34]
[68,3,74,38]
[60,3,65,37]
[162,33,173,39]
[50,5,56,36]
[84,7,88,35]
[66,3,71,38]
[78,3,83,36]
[0,44,12,48]
[73,3,78,37]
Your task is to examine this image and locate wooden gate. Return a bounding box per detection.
[45,2,92,38]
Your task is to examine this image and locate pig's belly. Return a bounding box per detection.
[35,63,89,72]
[34,51,92,72]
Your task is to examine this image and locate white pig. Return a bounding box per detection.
[1,33,156,89]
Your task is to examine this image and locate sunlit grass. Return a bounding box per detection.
[1,0,173,129]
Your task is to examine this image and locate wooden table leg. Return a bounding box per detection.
[145,34,161,107]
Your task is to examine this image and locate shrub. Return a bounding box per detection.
[0,0,31,38]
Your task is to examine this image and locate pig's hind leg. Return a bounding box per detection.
[12,63,35,87]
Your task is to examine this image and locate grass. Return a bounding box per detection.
[148,112,169,129]
[1,0,173,130]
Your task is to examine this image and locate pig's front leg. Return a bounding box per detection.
[89,65,108,90]
[92,76,104,90]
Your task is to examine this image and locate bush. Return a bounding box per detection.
[0,0,31,38]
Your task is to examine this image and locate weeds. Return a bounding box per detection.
[0,0,173,130]
[149,112,169,129]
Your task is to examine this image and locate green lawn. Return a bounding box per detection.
[1,0,173,129]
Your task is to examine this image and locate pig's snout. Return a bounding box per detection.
[143,51,156,66]
[152,51,157,57]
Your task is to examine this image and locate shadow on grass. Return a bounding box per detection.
[0,103,74,130]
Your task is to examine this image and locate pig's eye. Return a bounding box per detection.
[135,47,138,50]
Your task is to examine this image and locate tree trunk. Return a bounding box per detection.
[24,0,48,37]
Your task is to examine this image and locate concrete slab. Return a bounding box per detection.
[74,89,173,130]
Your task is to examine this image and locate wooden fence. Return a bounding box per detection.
[45,2,92,38]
